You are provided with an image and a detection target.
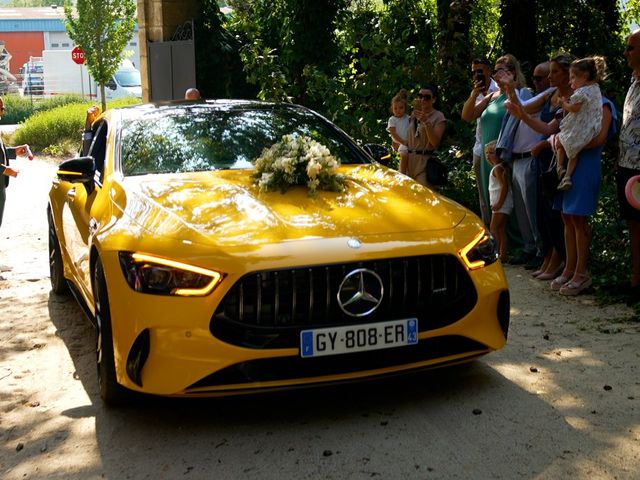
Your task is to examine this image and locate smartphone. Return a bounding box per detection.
[475,72,486,88]
[412,98,422,112]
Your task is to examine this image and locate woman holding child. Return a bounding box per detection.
[522,53,576,280]
[507,54,617,295]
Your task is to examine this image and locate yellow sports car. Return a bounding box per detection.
[48,100,509,405]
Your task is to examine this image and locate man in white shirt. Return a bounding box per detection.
[506,64,552,269]
[618,30,640,300]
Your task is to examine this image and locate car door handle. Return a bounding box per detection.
[67,188,76,201]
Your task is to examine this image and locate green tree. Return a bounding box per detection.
[63,0,136,112]
[226,0,346,105]
[622,0,640,33]
[194,0,253,99]
[499,0,537,72]
[435,0,474,135]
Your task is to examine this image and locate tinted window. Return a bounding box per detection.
[120,105,366,176]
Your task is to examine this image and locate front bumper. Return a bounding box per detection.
[101,251,509,396]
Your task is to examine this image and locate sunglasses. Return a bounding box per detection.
[532,75,546,81]
[417,93,432,100]
[472,69,484,75]
[493,67,510,74]
[626,45,636,51]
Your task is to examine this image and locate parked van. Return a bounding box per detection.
[103,59,141,100]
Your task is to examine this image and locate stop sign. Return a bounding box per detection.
[71,46,85,65]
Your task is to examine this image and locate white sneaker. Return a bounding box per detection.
[0,264,12,272]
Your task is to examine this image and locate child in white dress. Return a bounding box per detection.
[554,56,606,190]
[485,140,513,260]
[387,89,411,174]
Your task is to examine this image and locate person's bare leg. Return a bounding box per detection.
[491,213,508,259]
[555,139,567,176]
[551,214,575,290]
[572,215,591,280]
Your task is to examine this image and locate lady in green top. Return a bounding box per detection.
[461,54,527,225]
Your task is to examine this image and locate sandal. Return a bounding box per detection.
[559,274,592,296]
[531,266,546,277]
[557,176,572,191]
[550,274,571,291]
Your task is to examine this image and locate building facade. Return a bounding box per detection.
[0,5,140,75]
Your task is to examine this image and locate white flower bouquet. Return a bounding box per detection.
[253,134,344,195]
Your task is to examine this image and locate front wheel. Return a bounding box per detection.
[94,259,131,406]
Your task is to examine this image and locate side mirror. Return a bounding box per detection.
[57,156,96,191]
[363,143,392,164]
[106,80,117,90]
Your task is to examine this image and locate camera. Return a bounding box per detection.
[475,72,486,88]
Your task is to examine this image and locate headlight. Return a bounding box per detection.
[458,229,499,270]
[118,252,224,296]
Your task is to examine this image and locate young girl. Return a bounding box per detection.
[387,89,411,174]
[553,56,605,190]
[486,140,513,259]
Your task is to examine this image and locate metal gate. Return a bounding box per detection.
[147,21,196,101]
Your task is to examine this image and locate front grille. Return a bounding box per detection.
[188,336,488,390]
[211,255,477,348]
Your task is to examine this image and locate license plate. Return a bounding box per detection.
[300,318,418,358]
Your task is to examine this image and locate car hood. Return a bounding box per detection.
[120,164,467,246]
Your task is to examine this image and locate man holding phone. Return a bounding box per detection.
[466,58,499,225]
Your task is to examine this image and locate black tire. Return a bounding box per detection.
[94,260,131,406]
[47,207,70,295]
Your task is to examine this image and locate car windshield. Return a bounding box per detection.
[120,104,368,176]
[114,70,141,87]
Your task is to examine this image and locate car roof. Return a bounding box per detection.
[108,99,310,121]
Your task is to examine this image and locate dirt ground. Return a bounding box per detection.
[0,157,639,479]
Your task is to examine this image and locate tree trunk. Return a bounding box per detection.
[499,0,537,75]
[435,0,473,109]
[100,84,107,113]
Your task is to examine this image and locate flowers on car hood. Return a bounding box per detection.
[252,134,344,195]
[123,164,466,245]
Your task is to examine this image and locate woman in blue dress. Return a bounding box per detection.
[552,96,617,294]
[507,76,617,295]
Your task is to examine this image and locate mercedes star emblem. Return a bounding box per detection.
[337,268,384,317]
